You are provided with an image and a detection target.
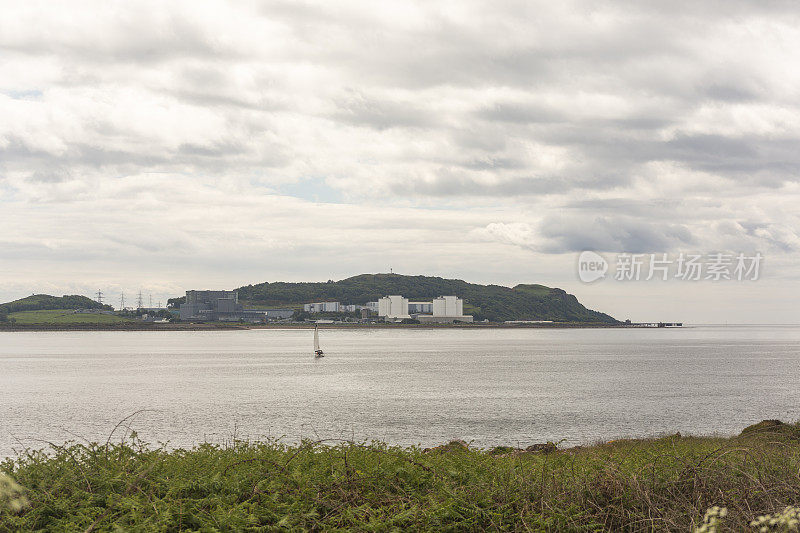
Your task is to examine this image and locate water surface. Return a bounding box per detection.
[1,326,799,458]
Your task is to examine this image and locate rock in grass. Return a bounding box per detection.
[525,442,557,454]
[422,440,469,454]
[740,420,786,435]
[489,446,516,456]
[491,442,559,458]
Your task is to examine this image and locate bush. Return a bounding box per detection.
[3,424,800,531]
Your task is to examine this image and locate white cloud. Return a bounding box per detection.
[1,0,800,321]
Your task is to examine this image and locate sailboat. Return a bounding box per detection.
[313,325,324,358]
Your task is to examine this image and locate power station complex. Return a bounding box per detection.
[179,290,293,322]
[179,289,472,323]
[377,295,473,323]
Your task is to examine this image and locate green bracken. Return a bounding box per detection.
[1,421,799,531]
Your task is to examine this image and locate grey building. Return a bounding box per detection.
[179,290,293,322]
[180,290,240,321]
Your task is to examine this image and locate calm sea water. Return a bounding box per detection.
[1,326,799,458]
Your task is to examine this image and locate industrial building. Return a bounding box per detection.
[377,295,473,323]
[303,302,341,313]
[179,290,292,322]
[408,301,433,314]
[303,301,379,314]
[378,295,410,319]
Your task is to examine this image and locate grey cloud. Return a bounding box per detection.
[740,222,799,252]
[5,0,797,204]
[538,216,697,254]
[177,142,248,158]
[387,172,622,197]
[332,92,438,130]
[1,11,237,65]
[3,0,800,285]
[475,102,564,124]
[0,138,171,170]
[604,117,675,131]
[104,233,195,254]
[449,128,508,152]
[665,133,757,160]
[701,83,761,103]
[171,89,280,111]
[460,157,528,171]
[26,168,73,184]
[661,134,800,183]
[1,134,291,187]
[562,198,685,219]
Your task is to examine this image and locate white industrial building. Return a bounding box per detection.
[433,296,463,317]
[378,295,410,319]
[377,295,473,323]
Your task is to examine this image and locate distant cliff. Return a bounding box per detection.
[232,274,617,323]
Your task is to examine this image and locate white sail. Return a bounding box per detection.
[313,326,320,351]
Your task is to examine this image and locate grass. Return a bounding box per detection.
[2,422,800,531]
[7,309,133,325]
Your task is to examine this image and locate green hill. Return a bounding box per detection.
[231,274,616,323]
[7,309,132,325]
[0,294,112,314]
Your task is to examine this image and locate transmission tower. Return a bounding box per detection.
[96,289,103,304]
[120,292,125,311]
[136,291,144,309]
[149,294,153,308]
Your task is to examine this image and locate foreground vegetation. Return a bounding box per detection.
[2,421,799,531]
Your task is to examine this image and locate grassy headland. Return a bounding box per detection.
[0,294,112,315]
[169,274,619,324]
[0,295,128,329]
[2,421,799,531]
[1,274,620,328]
[6,309,133,325]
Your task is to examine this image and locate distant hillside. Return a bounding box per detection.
[232,274,617,323]
[0,294,112,314]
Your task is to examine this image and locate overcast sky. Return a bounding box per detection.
[1,0,799,322]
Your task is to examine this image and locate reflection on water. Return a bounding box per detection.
[1,326,799,458]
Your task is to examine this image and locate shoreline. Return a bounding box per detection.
[0,321,632,332]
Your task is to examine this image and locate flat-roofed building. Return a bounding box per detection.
[303,302,340,312]
[433,295,464,317]
[180,290,291,322]
[180,290,240,321]
[408,302,433,314]
[378,295,410,319]
[378,295,472,323]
